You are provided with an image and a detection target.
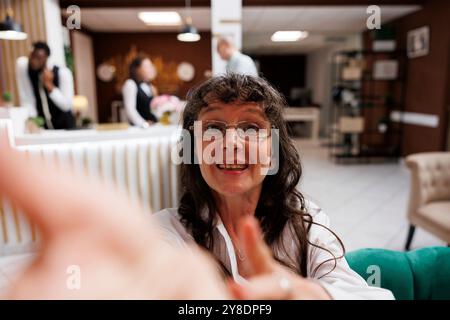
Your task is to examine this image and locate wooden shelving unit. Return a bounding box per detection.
[328,50,407,164]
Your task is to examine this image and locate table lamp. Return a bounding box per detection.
[72,95,89,128]
[73,95,88,114]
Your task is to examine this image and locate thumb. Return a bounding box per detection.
[238,215,274,276]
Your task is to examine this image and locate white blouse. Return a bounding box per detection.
[153,202,395,300]
[122,79,154,128]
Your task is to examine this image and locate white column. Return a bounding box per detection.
[42,0,66,67]
[211,0,242,75]
[72,31,98,123]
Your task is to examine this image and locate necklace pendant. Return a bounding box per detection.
[236,248,246,261]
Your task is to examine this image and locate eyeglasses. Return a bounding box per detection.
[190,120,274,141]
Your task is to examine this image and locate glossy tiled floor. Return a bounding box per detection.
[295,139,446,252]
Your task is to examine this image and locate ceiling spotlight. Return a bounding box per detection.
[271,31,308,42]
[138,11,182,26]
[177,0,201,42]
[0,1,27,41]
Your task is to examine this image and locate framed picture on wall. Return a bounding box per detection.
[407,26,430,58]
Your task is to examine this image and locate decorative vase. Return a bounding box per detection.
[159,111,171,125]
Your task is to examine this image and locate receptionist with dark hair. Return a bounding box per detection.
[122,56,158,128]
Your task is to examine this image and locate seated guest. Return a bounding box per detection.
[16,41,75,130]
[154,74,394,299]
[122,56,158,128]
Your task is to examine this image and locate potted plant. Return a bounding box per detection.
[2,91,13,107]
[80,116,93,129]
[25,116,45,133]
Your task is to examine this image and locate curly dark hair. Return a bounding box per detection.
[179,73,344,277]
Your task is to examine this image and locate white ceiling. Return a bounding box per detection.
[243,5,420,53]
[75,5,421,53]
[77,7,210,32]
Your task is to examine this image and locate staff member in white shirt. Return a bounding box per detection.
[217,37,258,77]
[154,74,394,300]
[16,42,75,130]
[122,56,158,128]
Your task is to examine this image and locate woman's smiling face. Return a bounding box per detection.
[195,102,272,197]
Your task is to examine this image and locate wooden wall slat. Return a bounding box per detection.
[0,0,48,106]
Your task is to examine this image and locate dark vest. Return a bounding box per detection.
[134,80,157,123]
[28,65,76,130]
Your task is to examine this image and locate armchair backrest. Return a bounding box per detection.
[405,152,450,217]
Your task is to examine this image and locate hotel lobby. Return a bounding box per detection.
[0,0,449,301]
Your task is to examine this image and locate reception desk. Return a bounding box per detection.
[0,120,181,256]
[0,106,29,135]
[14,124,180,145]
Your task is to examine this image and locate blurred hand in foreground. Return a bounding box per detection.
[0,135,227,299]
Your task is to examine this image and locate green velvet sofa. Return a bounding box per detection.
[346,246,450,300]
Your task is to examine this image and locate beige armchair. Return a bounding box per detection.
[405,152,450,250]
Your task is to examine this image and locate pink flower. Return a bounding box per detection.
[150,95,184,119]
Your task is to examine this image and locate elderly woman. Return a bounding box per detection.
[154,74,394,300]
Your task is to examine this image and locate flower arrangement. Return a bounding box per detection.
[1,91,12,107]
[150,95,185,125]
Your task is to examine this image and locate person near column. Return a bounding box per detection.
[217,37,258,77]
[16,41,75,130]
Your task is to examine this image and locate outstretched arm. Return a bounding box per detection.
[0,134,227,299]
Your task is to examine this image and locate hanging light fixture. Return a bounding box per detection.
[177,0,200,42]
[0,0,27,40]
